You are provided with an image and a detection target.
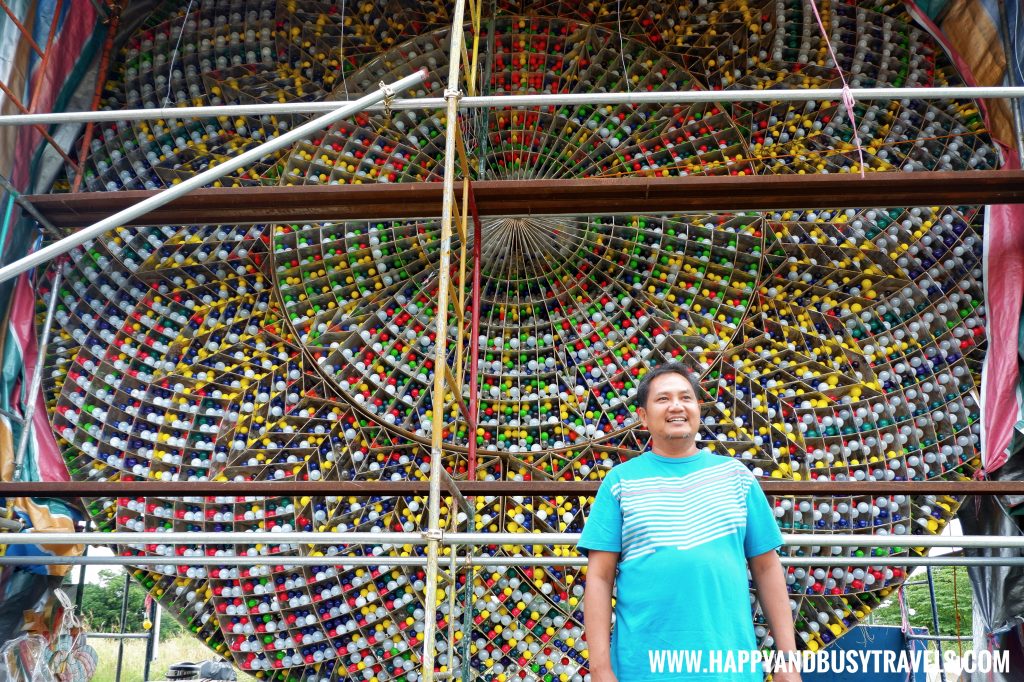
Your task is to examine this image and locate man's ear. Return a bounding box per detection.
[636,406,648,429]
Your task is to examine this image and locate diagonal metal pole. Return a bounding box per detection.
[0,70,427,284]
[0,172,62,239]
[12,263,62,480]
[421,0,469,679]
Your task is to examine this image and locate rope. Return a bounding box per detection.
[897,583,911,633]
[806,0,866,177]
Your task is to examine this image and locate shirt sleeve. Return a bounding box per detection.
[577,473,622,556]
[743,475,784,558]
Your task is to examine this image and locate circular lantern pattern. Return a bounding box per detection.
[45,1,993,679]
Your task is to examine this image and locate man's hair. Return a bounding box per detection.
[636,362,701,409]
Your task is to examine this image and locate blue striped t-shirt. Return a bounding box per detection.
[578,448,783,681]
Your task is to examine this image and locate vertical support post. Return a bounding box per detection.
[445,530,460,674]
[143,595,157,681]
[925,566,948,682]
[114,571,131,682]
[466,185,483,479]
[13,263,62,480]
[151,599,161,660]
[477,0,497,177]
[421,0,469,679]
[74,541,88,612]
[459,512,476,682]
[466,0,483,97]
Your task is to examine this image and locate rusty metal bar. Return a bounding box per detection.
[0,78,80,172]
[0,478,1011,497]
[0,172,62,237]
[73,0,122,193]
[25,170,1024,228]
[26,0,64,113]
[0,0,44,57]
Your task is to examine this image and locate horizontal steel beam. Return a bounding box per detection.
[25,171,1024,228]
[0,531,1006,548]
[905,634,973,642]
[4,87,1024,126]
[0,479,1015,497]
[85,633,151,640]
[0,555,1019,568]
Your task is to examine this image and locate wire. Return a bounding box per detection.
[339,0,350,99]
[617,0,630,93]
[162,0,195,108]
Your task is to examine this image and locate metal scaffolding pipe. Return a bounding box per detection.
[421,0,469,676]
[5,87,1024,126]
[0,531,1012,548]
[925,565,948,680]
[0,172,62,237]
[0,478,1021,496]
[1,554,1023,568]
[0,531,427,545]
[0,70,427,285]
[114,570,131,682]
[12,265,62,480]
[85,633,151,640]
[449,532,1007,548]
[466,183,483,479]
[905,634,974,642]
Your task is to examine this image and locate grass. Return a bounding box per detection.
[88,636,258,682]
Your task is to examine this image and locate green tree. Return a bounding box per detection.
[870,566,974,638]
[77,569,183,641]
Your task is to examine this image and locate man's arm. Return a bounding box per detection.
[749,549,802,682]
[584,550,620,682]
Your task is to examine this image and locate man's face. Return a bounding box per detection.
[637,372,700,445]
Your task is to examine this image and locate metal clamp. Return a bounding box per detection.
[422,529,444,542]
[443,87,463,101]
[376,80,397,133]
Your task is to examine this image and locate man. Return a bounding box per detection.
[580,362,801,681]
